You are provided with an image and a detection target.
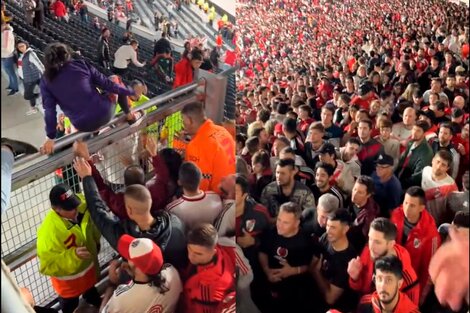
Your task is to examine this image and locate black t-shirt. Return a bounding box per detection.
[260,226,315,270]
[319,234,360,312]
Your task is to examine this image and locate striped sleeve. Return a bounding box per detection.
[235,244,253,289]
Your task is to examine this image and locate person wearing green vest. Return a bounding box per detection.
[36,184,101,313]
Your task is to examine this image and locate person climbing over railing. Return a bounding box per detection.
[38,42,140,155]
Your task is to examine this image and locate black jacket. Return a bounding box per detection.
[96,36,110,63]
[82,176,188,270]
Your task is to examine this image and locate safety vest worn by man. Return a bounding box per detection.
[185,119,235,194]
[37,194,101,298]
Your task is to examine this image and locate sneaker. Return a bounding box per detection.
[26,107,39,115]
[7,89,19,96]
[1,138,39,158]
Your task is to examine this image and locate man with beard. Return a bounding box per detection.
[311,162,345,209]
[311,209,359,312]
[304,122,328,169]
[421,150,458,226]
[347,176,380,251]
[391,187,440,302]
[101,235,182,313]
[357,255,419,313]
[182,224,236,313]
[429,122,460,179]
[260,159,316,220]
[396,120,434,189]
[348,218,420,306]
[258,202,317,313]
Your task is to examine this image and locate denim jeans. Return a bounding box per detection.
[1,148,14,214]
[1,56,19,91]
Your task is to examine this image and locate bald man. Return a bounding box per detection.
[73,157,188,270]
[453,96,466,110]
[392,107,417,147]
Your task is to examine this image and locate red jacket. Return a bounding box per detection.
[391,206,440,299]
[183,244,236,313]
[89,155,169,220]
[349,244,420,306]
[173,57,194,89]
[357,291,420,313]
[51,0,67,18]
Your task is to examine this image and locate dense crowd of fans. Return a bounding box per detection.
[1,0,238,312]
[235,0,469,312]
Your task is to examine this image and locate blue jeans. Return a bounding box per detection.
[1,57,19,91]
[1,148,14,214]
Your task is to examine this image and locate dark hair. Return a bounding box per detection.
[370,217,397,241]
[453,210,469,228]
[276,158,296,170]
[299,104,312,116]
[379,119,393,129]
[44,42,73,81]
[415,120,430,133]
[190,47,203,61]
[178,162,201,192]
[405,186,426,205]
[277,102,289,114]
[187,223,218,248]
[258,109,271,123]
[309,121,325,133]
[347,137,361,146]
[283,118,298,134]
[245,136,260,154]
[236,174,249,194]
[280,146,296,157]
[130,39,139,46]
[322,105,335,114]
[279,201,302,219]
[358,119,373,129]
[439,122,454,135]
[147,268,170,294]
[380,90,393,100]
[356,175,375,195]
[328,208,351,225]
[236,133,247,147]
[159,148,183,183]
[181,101,204,117]
[434,150,453,168]
[315,162,335,177]
[252,150,270,169]
[374,255,403,279]
[124,165,145,186]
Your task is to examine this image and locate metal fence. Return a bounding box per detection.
[1,68,235,307]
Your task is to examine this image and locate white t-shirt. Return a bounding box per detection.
[215,199,235,237]
[165,191,223,230]
[102,264,182,313]
[421,166,458,226]
[113,45,145,69]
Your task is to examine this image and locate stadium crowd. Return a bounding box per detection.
[1,0,238,312]
[235,0,469,312]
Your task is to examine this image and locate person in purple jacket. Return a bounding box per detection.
[39,43,138,155]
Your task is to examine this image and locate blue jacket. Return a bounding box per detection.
[40,58,135,139]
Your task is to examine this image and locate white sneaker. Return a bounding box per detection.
[26,107,39,115]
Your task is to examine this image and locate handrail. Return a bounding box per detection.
[13,81,199,169]
[11,92,198,191]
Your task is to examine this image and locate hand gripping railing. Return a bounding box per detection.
[12,82,198,189]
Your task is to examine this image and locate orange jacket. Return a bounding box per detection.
[350,244,420,306]
[185,120,235,194]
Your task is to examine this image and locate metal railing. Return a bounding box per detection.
[1,68,235,307]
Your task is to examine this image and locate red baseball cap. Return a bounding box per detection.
[117,235,164,275]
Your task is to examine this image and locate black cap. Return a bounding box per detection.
[418,109,436,124]
[49,184,81,211]
[358,82,373,96]
[376,154,394,166]
[318,142,336,155]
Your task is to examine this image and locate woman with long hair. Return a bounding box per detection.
[39,43,138,154]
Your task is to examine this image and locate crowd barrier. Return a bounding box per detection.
[1,67,236,308]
